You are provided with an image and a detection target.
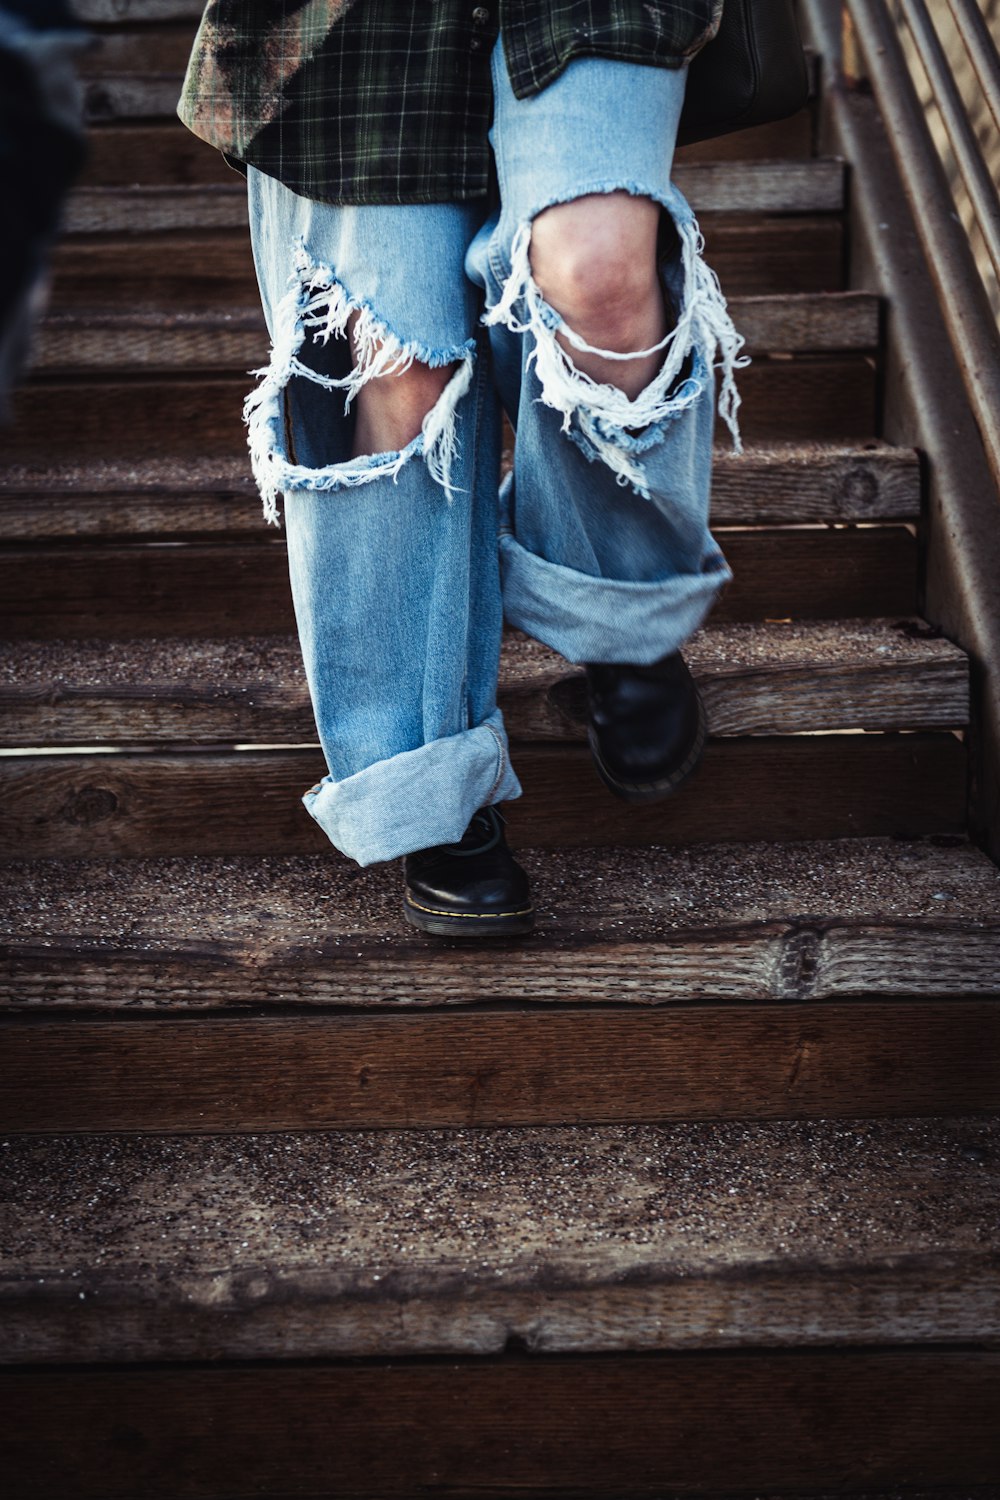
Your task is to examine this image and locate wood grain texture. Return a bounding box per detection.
[4,1003,999,1132]
[82,77,183,123]
[0,527,913,639]
[82,123,237,187]
[0,737,967,857]
[2,1121,1000,1363]
[0,619,963,748]
[64,162,845,234]
[3,837,998,1012]
[4,1353,1000,1494]
[0,445,920,540]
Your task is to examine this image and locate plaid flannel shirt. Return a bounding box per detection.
[178,0,723,205]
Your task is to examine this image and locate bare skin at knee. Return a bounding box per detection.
[346,308,458,459]
[529,191,667,398]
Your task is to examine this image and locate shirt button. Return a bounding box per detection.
[472,6,490,24]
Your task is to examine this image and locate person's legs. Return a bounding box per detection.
[245,167,521,868]
[465,41,747,669]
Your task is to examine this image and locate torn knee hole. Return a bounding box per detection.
[346,317,463,456]
[482,196,750,490]
[244,246,476,521]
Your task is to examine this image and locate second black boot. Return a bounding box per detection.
[584,651,706,804]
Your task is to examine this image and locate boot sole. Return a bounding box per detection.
[403,897,536,939]
[588,692,708,805]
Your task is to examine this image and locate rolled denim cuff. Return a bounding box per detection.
[499,530,731,666]
[302,708,522,867]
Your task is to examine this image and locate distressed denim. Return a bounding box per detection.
[246,37,746,867]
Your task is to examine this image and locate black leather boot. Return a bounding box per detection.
[403,805,535,937]
[584,651,706,804]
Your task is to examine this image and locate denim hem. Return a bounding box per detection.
[302,708,522,867]
[499,531,731,666]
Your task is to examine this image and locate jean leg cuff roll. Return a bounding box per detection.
[302,709,522,867]
[499,529,731,665]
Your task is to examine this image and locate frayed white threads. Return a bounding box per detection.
[244,247,475,523]
[483,211,750,495]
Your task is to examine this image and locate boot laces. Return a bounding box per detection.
[443,804,505,856]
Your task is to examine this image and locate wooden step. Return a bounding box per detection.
[2,1117,999,1361]
[29,293,878,375]
[0,619,964,747]
[0,737,967,855]
[3,836,998,1011]
[0,445,921,540]
[4,1353,1000,1497]
[0,526,913,638]
[64,161,846,233]
[3,995,997,1131]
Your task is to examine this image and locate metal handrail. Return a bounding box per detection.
[845,0,1000,494]
[946,0,1000,138]
[896,0,1000,284]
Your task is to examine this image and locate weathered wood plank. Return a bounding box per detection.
[1,355,877,462]
[2,838,998,1011]
[500,619,965,740]
[2,1121,1000,1363]
[0,737,967,857]
[0,528,913,639]
[49,233,259,309]
[698,214,844,293]
[65,184,250,234]
[28,294,878,374]
[3,1003,998,1132]
[64,163,845,233]
[82,123,236,186]
[82,77,184,123]
[0,446,920,539]
[0,620,962,748]
[4,1353,1000,1494]
[78,28,195,76]
[5,1356,1000,1494]
[675,110,815,162]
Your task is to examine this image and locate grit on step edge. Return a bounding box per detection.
[3,837,999,1008]
[0,619,968,747]
[2,1117,999,1361]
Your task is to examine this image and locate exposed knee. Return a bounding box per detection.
[529,191,664,349]
[347,308,459,455]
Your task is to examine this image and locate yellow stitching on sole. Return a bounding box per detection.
[405,897,535,919]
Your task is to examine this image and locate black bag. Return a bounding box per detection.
[678,0,811,146]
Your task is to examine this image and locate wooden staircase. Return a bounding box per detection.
[2,3,1000,1494]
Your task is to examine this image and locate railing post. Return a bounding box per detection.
[841,3,866,88]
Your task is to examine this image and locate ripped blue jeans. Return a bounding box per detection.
[246,38,746,868]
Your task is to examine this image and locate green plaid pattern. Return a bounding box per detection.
[179,1,723,205]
